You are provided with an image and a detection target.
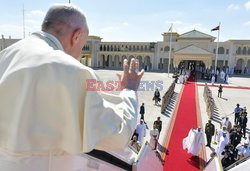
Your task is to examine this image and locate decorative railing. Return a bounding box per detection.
[161,80,175,113]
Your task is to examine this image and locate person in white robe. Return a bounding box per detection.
[221,117,232,131]
[216,132,229,158]
[217,126,229,143]
[236,142,250,158]
[211,75,215,85]
[136,120,147,145]
[220,70,225,80]
[225,74,229,83]
[183,128,204,156]
[149,124,159,150]
[0,4,145,171]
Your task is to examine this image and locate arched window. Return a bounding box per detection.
[218,47,225,54]
[100,45,103,51]
[107,45,110,51]
[133,45,136,51]
[103,45,106,51]
[248,48,250,54]
[243,47,247,55]
[236,47,241,54]
[141,45,143,51]
[164,46,170,52]
[111,45,113,51]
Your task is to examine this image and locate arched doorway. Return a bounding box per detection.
[136,55,143,70]
[144,56,151,71]
[106,55,112,68]
[235,59,244,74]
[247,59,250,74]
[114,55,120,68]
[100,54,105,68]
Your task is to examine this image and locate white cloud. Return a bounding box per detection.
[244,21,250,26]
[122,22,129,26]
[30,10,46,17]
[26,19,40,24]
[0,24,23,38]
[245,1,250,10]
[227,4,240,10]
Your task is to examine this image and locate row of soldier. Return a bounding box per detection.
[203,83,215,119]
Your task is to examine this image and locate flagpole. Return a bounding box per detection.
[168,24,173,77]
[214,22,220,72]
[22,4,25,39]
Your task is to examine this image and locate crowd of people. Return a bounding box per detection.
[177,70,191,84]
[211,69,229,85]
[205,104,249,169]
[129,102,163,153]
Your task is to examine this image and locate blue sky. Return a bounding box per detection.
[0,0,250,42]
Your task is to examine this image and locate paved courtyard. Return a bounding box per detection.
[95,69,180,146]
[95,69,250,162]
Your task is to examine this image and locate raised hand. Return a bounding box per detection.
[117,58,144,91]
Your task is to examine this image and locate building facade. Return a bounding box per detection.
[1,30,250,74]
[81,30,250,75]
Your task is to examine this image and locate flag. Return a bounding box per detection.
[211,25,220,31]
[168,24,173,32]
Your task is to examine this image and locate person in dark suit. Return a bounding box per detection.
[154,117,162,135]
[140,103,145,120]
[238,113,248,138]
[218,84,223,98]
[205,120,215,147]
[230,127,242,148]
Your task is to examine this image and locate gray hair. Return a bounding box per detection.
[42,3,88,36]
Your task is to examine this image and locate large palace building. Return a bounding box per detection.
[1,30,250,74]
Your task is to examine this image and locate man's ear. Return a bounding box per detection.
[71,28,81,46]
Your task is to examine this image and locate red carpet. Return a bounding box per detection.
[163,77,202,171]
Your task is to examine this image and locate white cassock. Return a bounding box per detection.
[149,128,159,149]
[183,129,204,156]
[211,76,215,85]
[216,136,229,158]
[0,32,138,170]
[136,124,146,145]
[217,130,229,143]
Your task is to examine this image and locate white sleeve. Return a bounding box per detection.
[83,84,138,152]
